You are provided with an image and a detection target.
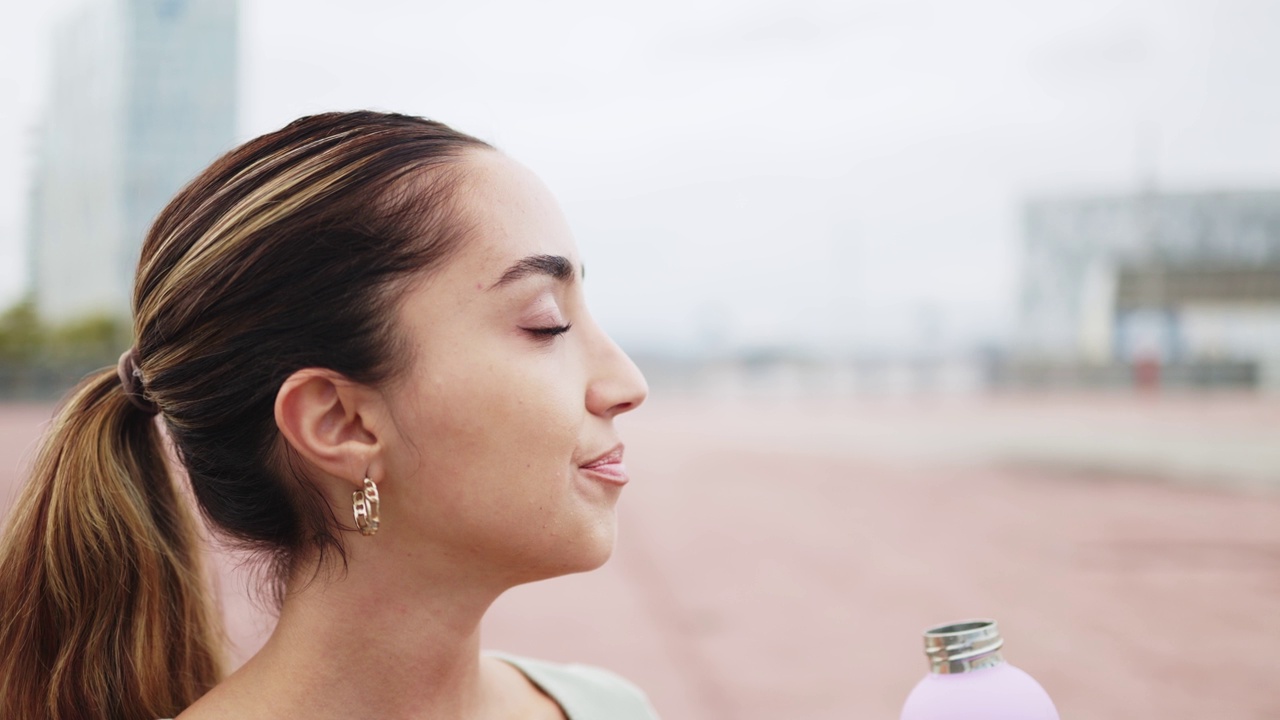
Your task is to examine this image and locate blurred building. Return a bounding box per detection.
[1012,191,1280,389]
[27,0,238,322]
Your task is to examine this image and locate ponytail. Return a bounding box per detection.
[0,369,223,719]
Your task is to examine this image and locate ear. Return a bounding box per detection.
[274,368,387,490]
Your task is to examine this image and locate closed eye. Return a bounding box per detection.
[524,322,572,338]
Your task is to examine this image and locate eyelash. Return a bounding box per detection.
[525,322,573,339]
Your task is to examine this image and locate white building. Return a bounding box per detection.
[28,0,237,322]
[1016,191,1280,373]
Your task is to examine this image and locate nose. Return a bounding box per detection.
[585,326,649,419]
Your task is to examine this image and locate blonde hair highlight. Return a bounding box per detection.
[0,372,222,718]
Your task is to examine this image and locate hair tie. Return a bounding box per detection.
[116,348,159,416]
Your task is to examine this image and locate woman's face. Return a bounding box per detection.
[375,150,648,586]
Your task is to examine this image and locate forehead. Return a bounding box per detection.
[447,150,580,285]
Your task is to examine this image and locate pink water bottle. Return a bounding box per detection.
[900,619,1059,720]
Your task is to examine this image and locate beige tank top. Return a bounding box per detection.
[492,652,661,720]
[160,653,661,719]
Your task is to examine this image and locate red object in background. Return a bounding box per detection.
[1133,355,1161,391]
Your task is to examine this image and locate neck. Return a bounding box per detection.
[194,549,517,719]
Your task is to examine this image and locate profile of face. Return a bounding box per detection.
[368,150,648,588]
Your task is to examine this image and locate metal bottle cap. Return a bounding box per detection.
[922,619,1006,674]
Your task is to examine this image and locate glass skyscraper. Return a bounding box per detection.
[28,0,238,321]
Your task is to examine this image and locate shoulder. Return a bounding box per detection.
[489,652,661,720]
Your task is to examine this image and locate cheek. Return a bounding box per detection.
[383,354,613,578]
[393,360,584,518]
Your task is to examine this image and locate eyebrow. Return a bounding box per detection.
[488,254,584,290]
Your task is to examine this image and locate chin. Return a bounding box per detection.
[573,532,617,573]
[513,516,617,585]
[561,517,619,575]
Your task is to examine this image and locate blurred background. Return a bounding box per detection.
[0,0,1277,718]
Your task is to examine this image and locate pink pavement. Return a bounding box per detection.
[1,394,1277,719]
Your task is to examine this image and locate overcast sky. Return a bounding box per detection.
[4,0,1280,353]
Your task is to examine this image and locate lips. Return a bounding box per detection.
[580,444,628,486]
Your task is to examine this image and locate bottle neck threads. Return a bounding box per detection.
[922,619,1006,674]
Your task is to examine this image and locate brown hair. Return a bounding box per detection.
[0,111,491,719]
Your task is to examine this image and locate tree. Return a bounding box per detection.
[46,313,129,364]
[0,297,42,363]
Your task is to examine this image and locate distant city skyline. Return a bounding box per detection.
[5,0,1280,353]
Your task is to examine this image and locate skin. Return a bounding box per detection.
[178,149,648,720]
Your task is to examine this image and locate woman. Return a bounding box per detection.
[0,111,654,719]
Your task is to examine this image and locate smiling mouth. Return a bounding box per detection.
[578,462,629,486]
[579,444,628,486]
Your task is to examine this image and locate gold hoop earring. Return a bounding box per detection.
[352,477,380,536]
